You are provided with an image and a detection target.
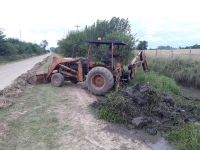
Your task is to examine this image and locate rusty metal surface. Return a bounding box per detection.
[89,62,96,68]
[28,74,46,84]
[77,60,83,82]
[116,62,122,68]
[59,64,77,74]
[92,75,105,88]
[28,42,149,94]
[111,43,114,71]
[46,57,79,79]
[60,70,77,78]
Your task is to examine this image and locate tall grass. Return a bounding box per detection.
[129,68,181,95]
[147,57,200,89]
[166,123,200,150]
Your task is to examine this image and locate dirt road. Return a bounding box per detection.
[56,83,152,150]
[0,53,51,90]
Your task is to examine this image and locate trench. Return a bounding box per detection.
[179,84,200,100]
[137,84,200,150]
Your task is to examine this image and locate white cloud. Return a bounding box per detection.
[188,33,200,39]
[1,0,200,48]
[167,25,180,32]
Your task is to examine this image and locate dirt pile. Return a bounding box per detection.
[0,56,49,109]
[0,97,12,109]
[91,83,196,135]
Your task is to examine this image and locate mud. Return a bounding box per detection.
[91,83,197,135]
[104,123,172,150]
[180,84,200,100]
[0,56,49,108]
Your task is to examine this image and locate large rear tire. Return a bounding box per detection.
[51,73,64,87]
[86,67,114,95]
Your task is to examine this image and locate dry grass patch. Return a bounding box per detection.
[145,49,200,60]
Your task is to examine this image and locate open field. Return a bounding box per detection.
[145,49,200,60]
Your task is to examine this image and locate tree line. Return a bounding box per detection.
[0,30,47,62]
[56,17,137,65]
[179,44,200,49]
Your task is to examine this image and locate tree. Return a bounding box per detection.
[40,40,48,49]
[0,30,6,56]
[57,17,136,64]
[49,47,55,52]
[137,41,148,50]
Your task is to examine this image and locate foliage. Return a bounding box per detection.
[137,41,148,50]
[57,17,136,64]
[0,30,46,63]
[166,123,200,150]
[180,44,200,49]
[98,107,126,123]
[0,30,7,55]
[97,92,128,124]
[157,45,172,50]
[40,40,48,49]
[128,68,181,95]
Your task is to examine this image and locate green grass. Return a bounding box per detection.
[148,57,200,89]
[166,123,200,150]
[98,107,126,123]
[176,98,200,119]
[0,53,73,149]
[0,53,40,65]
[96,92,128,124]
[0,84,70,150]
[129,68,181,95]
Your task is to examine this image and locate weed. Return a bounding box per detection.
[148,57,200,89]
[128,68,180,95]
[98,107,126,123]
[1,83,67,150]
[166,123,200,150]
[95,92,128,124]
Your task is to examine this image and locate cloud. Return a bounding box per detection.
[188,33,200,39]
[1,0,200,48]
[167,25,180,32]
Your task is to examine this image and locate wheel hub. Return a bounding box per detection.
[53,76,60,84]
[92,75,105,88]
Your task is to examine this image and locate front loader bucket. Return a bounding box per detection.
[28,73,47,84]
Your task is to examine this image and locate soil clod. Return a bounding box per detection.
[91,83,197,135]
[0,97,12,109]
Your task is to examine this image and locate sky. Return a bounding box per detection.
[0,0,200,49]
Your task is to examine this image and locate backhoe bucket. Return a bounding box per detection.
[28,73,47,84]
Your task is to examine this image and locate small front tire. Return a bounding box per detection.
[51,73,64,87]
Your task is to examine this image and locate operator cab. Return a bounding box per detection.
[85,39,127,70]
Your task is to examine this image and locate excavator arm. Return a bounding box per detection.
[129,50,149,79]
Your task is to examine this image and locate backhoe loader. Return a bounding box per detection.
[28,40,149,95]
